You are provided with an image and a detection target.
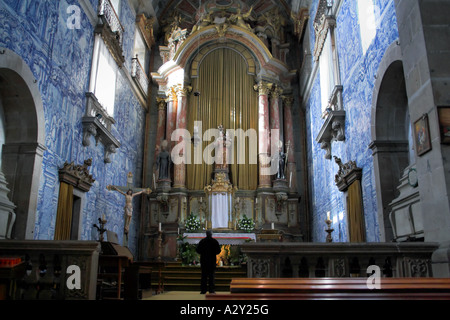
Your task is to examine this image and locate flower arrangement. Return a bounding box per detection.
[185,213,201,232]
[237,215,256,233]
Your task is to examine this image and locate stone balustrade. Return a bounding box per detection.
[0,240,100,300]
[241,242,440,279]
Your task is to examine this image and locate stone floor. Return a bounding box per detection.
[144,291,230,300]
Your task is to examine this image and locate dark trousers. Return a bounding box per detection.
[201,267,216,293]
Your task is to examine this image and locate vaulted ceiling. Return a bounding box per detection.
[129,0,312,35]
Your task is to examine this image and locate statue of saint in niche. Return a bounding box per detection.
[156,140,172,180]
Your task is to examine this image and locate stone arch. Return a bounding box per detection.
[0,48,46,239]
[370,41,411,242]
[189,41,258,78]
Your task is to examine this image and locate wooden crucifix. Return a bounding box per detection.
[107,172,152,239]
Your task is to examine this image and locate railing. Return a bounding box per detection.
[131,56,149,97]
[0,240,100,300]
[98,0,124,47]
[82,93,121,163]
[241,242,440,278]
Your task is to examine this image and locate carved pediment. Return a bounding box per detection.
[334,157,362,192]
[59,159,96,192]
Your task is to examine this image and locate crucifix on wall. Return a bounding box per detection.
[107,172,152,239]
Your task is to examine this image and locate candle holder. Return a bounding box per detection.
[325,218,334,243]
[93,216,107,242]
[157,230,163,261]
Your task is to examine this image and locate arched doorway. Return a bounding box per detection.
[370,43,413,242]
[0,48,46,240]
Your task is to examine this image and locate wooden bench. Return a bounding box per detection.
[206,278,450,300]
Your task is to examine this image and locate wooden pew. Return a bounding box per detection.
[206,278,450,300]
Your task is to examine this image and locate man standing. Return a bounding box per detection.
[196,230,221,294]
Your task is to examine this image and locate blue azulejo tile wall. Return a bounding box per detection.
[0,0,147,255]
[305,0,399,243]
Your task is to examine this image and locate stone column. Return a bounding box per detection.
[270,85,283,137]
[283,95,297,193]
[254,81,273,189]
[155,97,167,153]
[173,86,192,189]
[165,87,177,149]
[393,0,450,244]
[154,98,167,186]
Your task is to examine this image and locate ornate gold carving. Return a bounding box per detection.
[204,172,235,194]
[282,95,295,108]
[136,14,155,49]
[254,82,273,96]
[271,85,284,100]
[157,97,167,111]
[291,8,309,41]
[229,6,255,32]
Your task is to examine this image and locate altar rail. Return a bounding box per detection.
[240,242,440,278]
[0,240,100,300]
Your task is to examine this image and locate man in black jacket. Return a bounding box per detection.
[196,230,222,294]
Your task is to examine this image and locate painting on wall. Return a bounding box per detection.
[414,114,432,156]
[438,107,450,145]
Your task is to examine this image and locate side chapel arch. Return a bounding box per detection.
[0,48,46,240]
[370,41,413,242]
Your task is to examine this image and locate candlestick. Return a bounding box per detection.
[271,222,275,230]
[325,218,334,243]
[159,222,162,232]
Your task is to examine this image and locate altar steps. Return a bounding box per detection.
[151,263,247,292]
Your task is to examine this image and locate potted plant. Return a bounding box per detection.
[185,213,201,233]
[237,215,256,233]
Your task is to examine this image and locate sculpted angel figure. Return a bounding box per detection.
[229,6,255,31]
[191,11,214,34]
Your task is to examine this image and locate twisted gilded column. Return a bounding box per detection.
[173,86,192,189]
[283,95,297,192]
[254,81,273,188]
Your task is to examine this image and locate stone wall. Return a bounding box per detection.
[0,0,148,255]
[303,0,400,242]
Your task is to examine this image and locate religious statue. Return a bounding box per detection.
[191,11,214,34]
[156,140,172,180]
[258,7,287,41]
[162,12,183,44]
[215,125,232,170]
[277,149,287,180]
[229,6,255,31]
[107,185,152,234]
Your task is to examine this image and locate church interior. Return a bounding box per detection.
[1,0,450,301]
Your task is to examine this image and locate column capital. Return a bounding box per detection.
[254,81,274,96]
[157,97,167,111]
[282,95,295,108]
[166,86,177,102]
[177,85,193,98]
[271,85,284,100]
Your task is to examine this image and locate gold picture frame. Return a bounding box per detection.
[414,114,432,156]
[438,107,450,145]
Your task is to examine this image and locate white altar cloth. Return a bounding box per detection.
[183,233,256,245]
[211,193,229,229]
